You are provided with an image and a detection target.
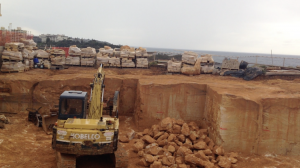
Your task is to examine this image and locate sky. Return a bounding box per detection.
[1,0,300,55]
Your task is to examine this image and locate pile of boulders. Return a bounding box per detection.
[131,117,238,168]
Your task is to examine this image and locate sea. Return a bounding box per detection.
[146,47,300,68]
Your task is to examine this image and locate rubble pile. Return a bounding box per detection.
[66,45,81,65]
[131,117,238,168]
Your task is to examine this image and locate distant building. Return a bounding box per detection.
[39,34,68,43]
[33,36,42,43]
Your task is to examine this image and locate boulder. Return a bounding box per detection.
[150,161,163,168]
[176,146,193,157]
[157,132,169,142]
[188,121,199,131]
[139,158,150,167]
[213,146,225,156]
[177,134,186,142]
[146,146,164,156]
[133,141,144,152]
[143,128,149,135]
[173,124,182,134]
[142,135,156,144]
[119,136,129,143]
[174,138,183,146]
[194,141,207,150]
[153,132,164,139]
[217,156,231,168]
[189,131,199,141]
[144,154,156,163]
[152,125,161,136]
[175,119,185,126]
[138,150,144,157]
[127,129,136,140]
[160,117,173,131]
[168,134,176,142]
[195,150,209,161]
[167,145,176,153]
[162,156,175,166]
[175,157,185,164]
[158,139,168,147]
[178,164,188,168]
[203,149,213,156]
[181,123,190,136]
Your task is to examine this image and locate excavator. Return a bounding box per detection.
[51,64,128,168]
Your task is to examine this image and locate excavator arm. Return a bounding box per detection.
[88,64,105,119]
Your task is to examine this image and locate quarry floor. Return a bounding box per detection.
[1,67,300,167]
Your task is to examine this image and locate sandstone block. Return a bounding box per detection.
[154,132,164,139]
[195,150,209,161]
[176,146,193,157]
[157,132,169,142]
[168,145,176,153]
[168,134,176,142]
[134,141,144,152]
[175,157,185,164]
[189,131,199,141]
[127,129,136,140]
[158,139,168,147]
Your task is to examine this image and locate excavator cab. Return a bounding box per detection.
[58,91,88,120]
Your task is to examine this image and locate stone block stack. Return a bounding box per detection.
[97,46,115,67]
[20,38,37,69]
[120,45,136,68]
[199,54,214,74]
[81,47,96,67]
[136,58,149,68]
[126,117,238,168]
[66,45,81,66]
[1,42,25,72]
[49,49,65,67]
[167,60,182,73]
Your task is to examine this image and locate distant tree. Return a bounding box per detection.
[46,37,51,44]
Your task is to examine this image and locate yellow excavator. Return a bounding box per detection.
[51,65,128,168]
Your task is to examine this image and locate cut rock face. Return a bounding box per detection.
[132,117,239,167]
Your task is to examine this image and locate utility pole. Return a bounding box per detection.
[0,3,2,16]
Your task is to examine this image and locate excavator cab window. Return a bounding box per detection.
[58,91,88,120]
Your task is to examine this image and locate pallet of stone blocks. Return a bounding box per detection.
[182,51,198,65]
[81,58,95,67]
[181,58,201,75]
[221,58,239,70]
[120,45,135,58]
[68,45,81,56]
[20,38,37,51]
[1,61,25,73]
[199,54,214,74]
[109,57,121,67]
[4,42,24,52]
[49,49,66,66]
[121,58,135,68]
[99,46,114,57]
[114,48,121,58]
[167,60,182,73]
[136,58,148,68]
[96,56,110,67]
[2,50,23,61]
[81,47,96,58]
[135,47,148,58]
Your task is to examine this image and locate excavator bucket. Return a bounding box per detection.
[42,115,58,135]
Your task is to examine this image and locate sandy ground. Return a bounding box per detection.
[1,113,300,168]
[1,67,300,167]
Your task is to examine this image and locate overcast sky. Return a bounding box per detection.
[1,0,300,55]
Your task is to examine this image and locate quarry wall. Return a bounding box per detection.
[1,75,300,156]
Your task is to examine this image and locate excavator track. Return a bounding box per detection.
[56,151,76,168]
[114,144,129,168]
